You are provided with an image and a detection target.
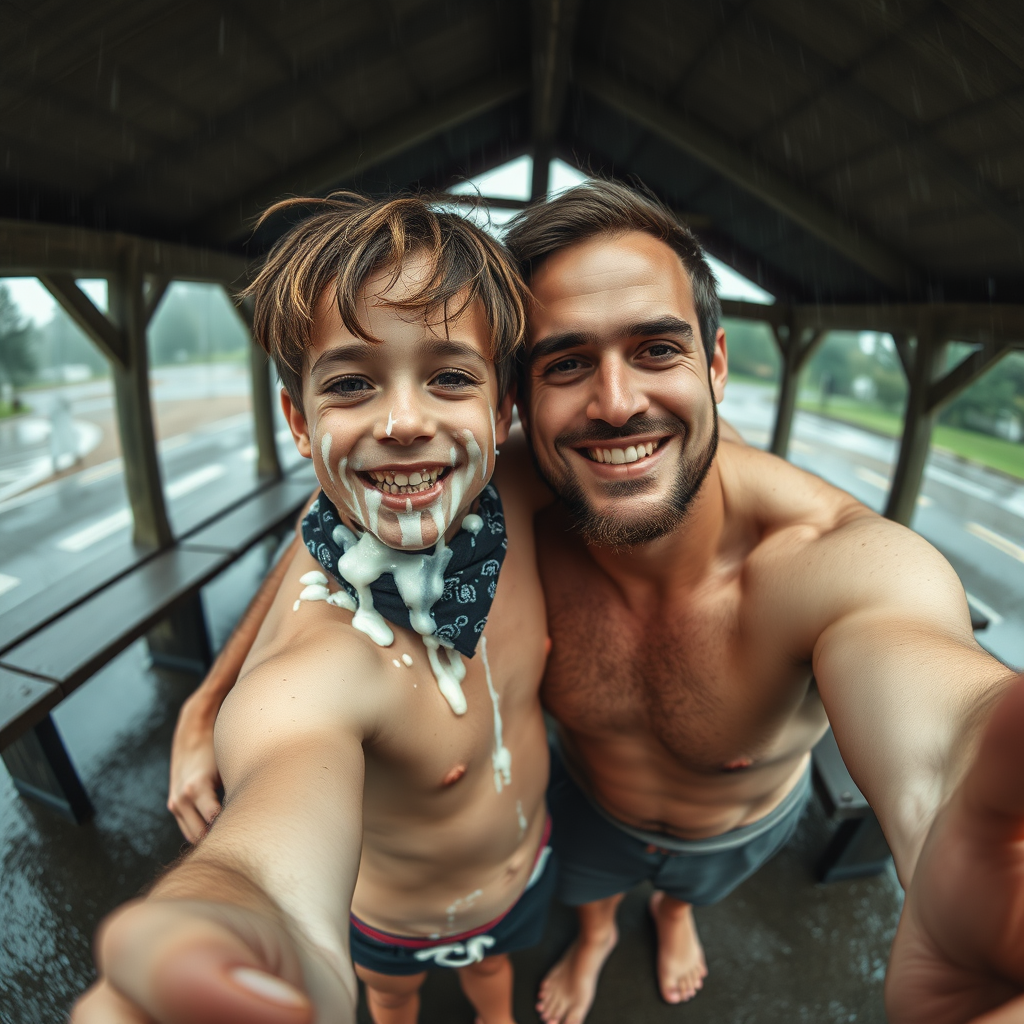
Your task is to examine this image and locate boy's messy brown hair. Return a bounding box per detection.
[242,192,529,414]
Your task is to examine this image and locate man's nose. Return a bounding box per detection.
[586,358,649,426]
[374,385,435,444]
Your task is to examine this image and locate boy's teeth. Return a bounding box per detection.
[588,442,656,465]
[368,468,441,494]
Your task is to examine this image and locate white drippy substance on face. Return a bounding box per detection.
[401,653,413,667]
[461,513,483,535]
[363,486,383,537]
[320,434,335,483]
[446,889,483,926]
[516,800,528,839]
[299,571,329,586]
[385,408,395,436]
[480,636,512,792]
[396,509,423,549]
[293,600,301,611]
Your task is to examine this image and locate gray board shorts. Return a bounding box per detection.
[547,738,811,907]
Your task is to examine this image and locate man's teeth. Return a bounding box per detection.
[587,442,657,465]
[368,468,442,494]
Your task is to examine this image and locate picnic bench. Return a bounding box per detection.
[0,466,316,823]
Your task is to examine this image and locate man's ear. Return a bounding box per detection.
[710,327,729,404]
[494,386,515,446]
[280,389,313,459]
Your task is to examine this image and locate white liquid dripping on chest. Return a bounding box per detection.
[480,636,512,792]
[516,800,527,839]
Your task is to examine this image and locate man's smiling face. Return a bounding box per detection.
[283,254,512,551]
[523,230,727,547]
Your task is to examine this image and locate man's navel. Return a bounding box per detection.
[442,764,467,786]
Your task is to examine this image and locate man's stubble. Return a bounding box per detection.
[529,395,720,550]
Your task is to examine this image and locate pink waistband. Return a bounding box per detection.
[351,815,552,949]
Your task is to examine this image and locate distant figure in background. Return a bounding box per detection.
[49,394,78,472]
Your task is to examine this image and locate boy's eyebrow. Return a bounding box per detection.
[528,316,696,365]
[309,337,490,383]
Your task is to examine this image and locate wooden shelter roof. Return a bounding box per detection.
[2,0,1023,304]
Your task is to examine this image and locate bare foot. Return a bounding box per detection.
[536,926,618,1024]
[648,891,708,1003]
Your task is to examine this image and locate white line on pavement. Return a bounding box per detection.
[965,522,1024,563]
[57,508,131,552]
[854,466,889,489]
[0,573,20,597]
[166,464,226,498]
[966,592,1004,626]
[926,465,995,501]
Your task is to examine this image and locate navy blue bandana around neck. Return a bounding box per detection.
[301,484,507,658]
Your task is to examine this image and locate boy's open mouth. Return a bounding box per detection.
[361,466,451,496]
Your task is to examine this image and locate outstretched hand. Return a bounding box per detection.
[887,672,1024,1024]
[72,898,353,1024]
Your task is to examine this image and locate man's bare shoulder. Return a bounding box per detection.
[492,425,553,517]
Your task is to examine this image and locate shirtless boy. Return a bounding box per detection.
[74,193,557,1024]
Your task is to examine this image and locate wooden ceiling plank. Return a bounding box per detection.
[578,66,920,292]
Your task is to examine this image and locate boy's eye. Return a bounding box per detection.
[432,369,477,390]
[328,376,373,396]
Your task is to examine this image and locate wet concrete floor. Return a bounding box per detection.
[0,541,903,1023]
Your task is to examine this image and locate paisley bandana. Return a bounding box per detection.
[301,484,507,658]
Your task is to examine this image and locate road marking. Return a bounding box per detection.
[239,445,257,461]
[166,464,226,498]
[965,522,1024,563]
[78,460,123,485]
[0,573,20,597]
[966,592,1004,626]
[58,508,131,551]
[926,466,995,501]
[854,467,889,489]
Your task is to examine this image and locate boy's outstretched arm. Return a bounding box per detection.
[169,488,319,842]
[79,638,375,1023]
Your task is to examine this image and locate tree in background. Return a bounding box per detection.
[0,284,37,411]
[940,352,1024,443]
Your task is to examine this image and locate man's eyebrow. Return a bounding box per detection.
[529,316,696,365]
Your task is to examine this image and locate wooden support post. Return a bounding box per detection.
[885,331,946,525]
[238,295,282,480]
[770,326,822,458]
[1,716,94,823]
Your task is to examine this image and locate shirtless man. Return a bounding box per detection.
[164,180,1024,1024]
[73,193,557,1024]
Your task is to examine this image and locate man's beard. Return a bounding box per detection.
[531,404,719,549]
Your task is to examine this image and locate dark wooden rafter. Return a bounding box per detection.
[199,71,531,243]
[530,0,583,199]
[93,0,489,205]
[738,7,1024,239]
[577,67,922,291]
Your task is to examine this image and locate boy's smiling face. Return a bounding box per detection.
[283,254,512,551]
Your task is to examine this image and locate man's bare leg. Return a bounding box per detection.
[648,890,707,1003]
[356,964,427,1024]
[457,953,517,1024]
[537,893,624,1024]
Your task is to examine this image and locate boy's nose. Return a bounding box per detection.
[374,388,435,444]
[586,358,649,426]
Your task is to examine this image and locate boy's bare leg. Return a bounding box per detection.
[648,890,707,1003]
[537,893,624,1024]
[356,964,427,1024]
[457,953,517,1024]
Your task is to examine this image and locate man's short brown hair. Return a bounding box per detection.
[243,192,529,413]
[503,178,721,365]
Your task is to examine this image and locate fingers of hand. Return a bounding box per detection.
[72,979,154,1024]
[96,900,313,1024]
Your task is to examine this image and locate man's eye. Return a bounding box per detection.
[549,357,583,374]
[432,370,476,390]
[644,343,678,359]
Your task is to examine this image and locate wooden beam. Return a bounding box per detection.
[0,219,246,284]
[201,72,530,244]
[577,67,921,292]
[927,339,1014,412]
[236,296,282,481]
[792,302,1024,342]
[770,327,824,458]
[530,0,583,199]
[38,273,126,367]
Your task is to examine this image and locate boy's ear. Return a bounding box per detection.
[494,386,515,446]
[280,389,313,459]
